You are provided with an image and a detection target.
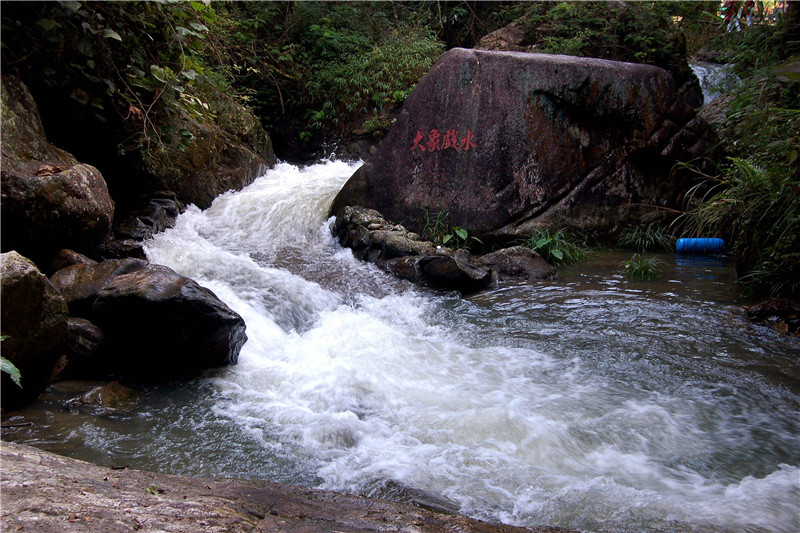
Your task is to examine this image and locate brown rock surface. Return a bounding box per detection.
[0,252,69,408]
[0,75,114,263]
[0,441,573,533]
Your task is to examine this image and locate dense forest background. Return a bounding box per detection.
[1,1,798,295]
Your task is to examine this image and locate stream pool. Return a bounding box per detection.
[4,160,798,533]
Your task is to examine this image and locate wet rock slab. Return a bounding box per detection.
[333,205,555,293]
[0,441,573,533]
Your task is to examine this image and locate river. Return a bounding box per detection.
[5,160,799,533]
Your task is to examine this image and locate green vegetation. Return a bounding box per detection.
[683,158,799,295]
[1,1,216,153]
[522,228,587,266]
[421,209,482,251]
[618,222,676,253]
[623,254,662,280]
[679,6,799,297]
[1,336,22,388]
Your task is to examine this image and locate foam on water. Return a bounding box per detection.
[144,160,799,533]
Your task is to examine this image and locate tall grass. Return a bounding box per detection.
[682,157,799,296]
[618,222,675,252]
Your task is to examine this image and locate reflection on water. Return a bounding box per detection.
[4,161,799,533]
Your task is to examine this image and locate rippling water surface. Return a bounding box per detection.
[7,160,799,533]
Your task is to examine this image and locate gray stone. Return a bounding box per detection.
[476,246,557,281]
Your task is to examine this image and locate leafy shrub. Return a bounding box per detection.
[623,254,662,280]
[523,228,587,266]
[306,28,443,133]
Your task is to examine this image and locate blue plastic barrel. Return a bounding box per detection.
[676,237,725,254]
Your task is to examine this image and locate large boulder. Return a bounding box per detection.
[1,251,69,409]
[50,260,246,379]
[330,49,716,242]
[1,76,114,264]
[50,258,149,318]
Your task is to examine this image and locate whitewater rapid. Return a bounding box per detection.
[144,160,799,533]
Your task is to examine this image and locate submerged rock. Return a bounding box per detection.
[1,251,68,409]
[0,75,114,264]
[331,49,716,242]
[745,298,800,335]
[78,382,137,410]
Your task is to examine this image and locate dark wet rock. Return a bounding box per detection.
[333,205,437,261]
[331,49,716,243]
[475,246,556,281]
[1,251,68,409]
[1,75,114,264]
[78,382,137,409]
[92,264,246,378]
[48,249,97,276]
[418,255,494,293]
[51,318,106,381]
[99,191,185,259]
[745,298,800,335]
[49,259,246,379]
[1,441,572,533]
[333,205,481,290]
[50,259,149,318]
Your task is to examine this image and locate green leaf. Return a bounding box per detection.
[442,234,452,245]
[102,28,123,41]
[190,22,209,33]
[189,1,206,11]
[454,228,468,240]
[39,19,59,32]
[1,356,22,388]
[535,237,551,249]
[150,64,168,83]
[551,249,564,261]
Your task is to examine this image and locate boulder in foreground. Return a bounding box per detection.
[0,441,573,533]
[331,48,716,241]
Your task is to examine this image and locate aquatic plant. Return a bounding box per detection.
[523,228,587,266]
[623,253,661,280]
[421,209,482,251]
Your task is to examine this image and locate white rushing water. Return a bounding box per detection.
[145,160,799,533]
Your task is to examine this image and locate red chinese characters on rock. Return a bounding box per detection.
[411,128,477,153]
